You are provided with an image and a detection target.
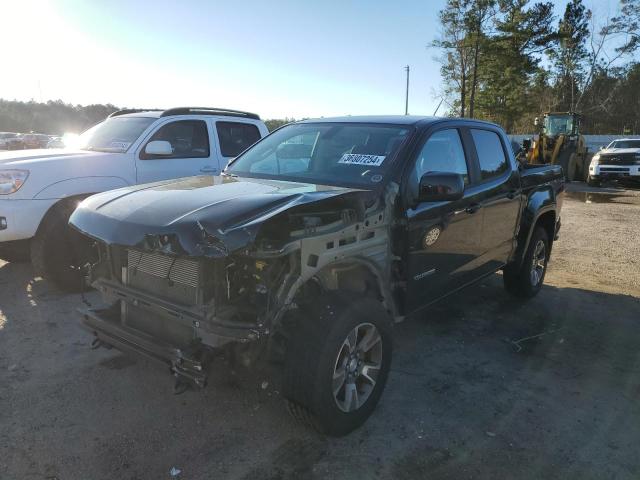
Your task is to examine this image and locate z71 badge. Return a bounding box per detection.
[423,226,441,248]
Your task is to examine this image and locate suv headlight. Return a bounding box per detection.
[590,154,600,167]
[0,170,29,195]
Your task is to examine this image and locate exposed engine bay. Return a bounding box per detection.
[74,176,401,388]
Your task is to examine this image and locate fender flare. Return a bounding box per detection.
[514,202,557,269]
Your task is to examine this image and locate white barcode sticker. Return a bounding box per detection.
[109,141,131,150]
[338,153,386,167]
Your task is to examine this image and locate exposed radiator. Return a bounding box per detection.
[125,249,201,305]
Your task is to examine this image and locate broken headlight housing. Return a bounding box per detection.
[0,169,29,195]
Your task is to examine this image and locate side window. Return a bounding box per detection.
[412,129,469,197]
[216,122,261,157]
[470,129,509,180]
[141,120,209,159]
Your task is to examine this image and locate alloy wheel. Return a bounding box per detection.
[530,240,546,286]
[332,322,383,413]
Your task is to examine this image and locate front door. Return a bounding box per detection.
[405,128,486,313]
[136,119,218,184]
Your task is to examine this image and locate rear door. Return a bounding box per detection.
[135,119,215,184]
[469,128,521,271]
[404,127,487,313]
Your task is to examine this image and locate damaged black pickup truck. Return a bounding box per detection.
[70,116,564,436]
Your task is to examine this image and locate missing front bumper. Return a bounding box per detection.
[79,306,209,387]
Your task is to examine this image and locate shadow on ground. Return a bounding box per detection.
[1,260,639,479]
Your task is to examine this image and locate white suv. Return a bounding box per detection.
[0,107,268,289]
[588,138,640,187]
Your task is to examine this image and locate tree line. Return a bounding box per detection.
[432,0,640,134]
[0,99,118,135]
[0,99,297,135]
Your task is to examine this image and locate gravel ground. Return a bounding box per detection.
[1,182,639,480]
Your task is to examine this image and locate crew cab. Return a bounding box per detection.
[70,116,564,436]
[588,138,640,186]
[0,107,268,289]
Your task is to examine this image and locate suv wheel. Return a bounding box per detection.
[283,294,392,436]
[503,226,549,298]
[0,240,30,263]
[31,201,95,292]
[587,176,601,187]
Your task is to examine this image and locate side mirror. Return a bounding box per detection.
[144,140,173,156]
[600,146,605,150]
[418,172,464,202]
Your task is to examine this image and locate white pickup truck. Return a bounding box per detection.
[0,107,269,289]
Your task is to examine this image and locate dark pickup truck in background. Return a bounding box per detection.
[70,116,564,436]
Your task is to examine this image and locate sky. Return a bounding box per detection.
[0,0,623,119]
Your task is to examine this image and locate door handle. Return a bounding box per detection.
[200,166,217,174]
[465,203,481,214]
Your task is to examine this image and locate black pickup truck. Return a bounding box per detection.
[70,116,564,436]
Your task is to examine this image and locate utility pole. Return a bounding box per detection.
[404,65,410,115]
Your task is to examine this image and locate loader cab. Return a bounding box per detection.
[542,113,580,138]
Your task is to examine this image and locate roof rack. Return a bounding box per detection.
[109,108,163,118]
[160,107,260,120]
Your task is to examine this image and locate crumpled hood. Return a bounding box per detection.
[70,175,367,256]
[0,148,106,167]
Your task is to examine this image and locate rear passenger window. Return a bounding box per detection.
[216,122,261,157]
[471,129,509,180]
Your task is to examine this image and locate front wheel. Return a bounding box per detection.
[587,176,601,187]
[503,226,549,298]
[31,201,95,292]
[283,295,393,436]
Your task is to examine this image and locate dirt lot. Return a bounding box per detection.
[1,183,639,480]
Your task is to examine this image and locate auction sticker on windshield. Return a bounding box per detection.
[109,141,131,150]
[338,154,386,166]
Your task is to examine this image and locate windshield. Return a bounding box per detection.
[227,123,410,187]
[78,117,156,152]
[608,140,640,149]
[543,115,575,136]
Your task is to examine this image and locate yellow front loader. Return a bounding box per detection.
[524,112,588,182]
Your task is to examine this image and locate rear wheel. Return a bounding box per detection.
[31,200,95,292]
[503,226,549,298]
[283,294,393,436]
[557,150,578,182]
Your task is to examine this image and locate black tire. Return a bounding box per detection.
[587,176,601,188]
[557,149,573,182]
[282,294,393,436]
[503,226,550,298]
[30,200,95,292]
[0,240,30,263]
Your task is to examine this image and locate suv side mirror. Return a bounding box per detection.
[418,172,464,202]
[144,140,173,156]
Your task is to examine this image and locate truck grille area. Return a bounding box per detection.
[125,249,202,305]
